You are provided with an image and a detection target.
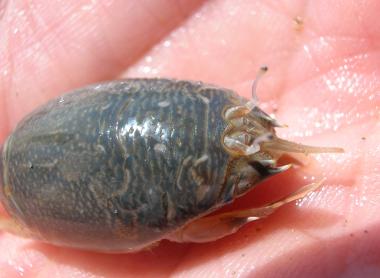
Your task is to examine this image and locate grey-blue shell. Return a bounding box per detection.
[0,79,249,251]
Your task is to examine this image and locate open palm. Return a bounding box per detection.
[0,1,379,277]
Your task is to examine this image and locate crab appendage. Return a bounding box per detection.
[245,65,268,111]
[224,66,269,121]
[166,180,323,243]
[224,132,274,156]
[224,136,262,156]
[262,137,345,154]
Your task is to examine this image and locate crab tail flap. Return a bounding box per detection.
[263,137,344,154]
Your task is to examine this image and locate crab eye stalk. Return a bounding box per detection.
[223,66,269,121]
[247,65,268,111]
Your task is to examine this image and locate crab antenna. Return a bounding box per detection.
[245,65,268,111]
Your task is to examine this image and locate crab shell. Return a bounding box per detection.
[0,79,338,253]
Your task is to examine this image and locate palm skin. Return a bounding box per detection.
[0,1,379,277]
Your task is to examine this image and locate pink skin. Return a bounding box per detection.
[0,0,379,277]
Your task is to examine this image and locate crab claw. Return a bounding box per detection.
[267,164,292,175]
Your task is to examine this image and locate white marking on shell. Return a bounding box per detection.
[166,194,176,221]
[154,143,167,153]
[193,154,209,167]
[95,144,106,153]
[194,93,210,154]
[196,184,210,202]
[100,103,113,110]
[158,100,170,107]
[198,95,210,104]
[191,168,206,187]
[176,156,193,190]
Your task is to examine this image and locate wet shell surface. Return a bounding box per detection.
[0,78,343,253]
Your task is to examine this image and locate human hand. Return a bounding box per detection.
[0,1,379,277]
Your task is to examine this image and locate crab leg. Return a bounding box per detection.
[167,180,323,243]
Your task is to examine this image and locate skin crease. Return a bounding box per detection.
[0,0,379,277]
